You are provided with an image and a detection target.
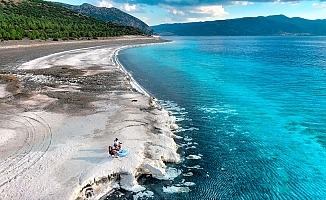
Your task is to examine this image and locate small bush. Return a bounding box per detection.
[0,74,20,82]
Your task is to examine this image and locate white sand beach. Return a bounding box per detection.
[0,37,179,199]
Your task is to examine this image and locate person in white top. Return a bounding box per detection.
[114,138,122,151]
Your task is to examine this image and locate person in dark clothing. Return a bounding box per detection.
[108,146,118,158]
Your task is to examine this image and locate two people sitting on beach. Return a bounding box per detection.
[109,138,122,158]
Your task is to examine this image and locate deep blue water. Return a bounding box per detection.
[116,36,326,199]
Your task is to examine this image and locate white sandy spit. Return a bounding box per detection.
[0,36,157,50]
[0,39,180,199]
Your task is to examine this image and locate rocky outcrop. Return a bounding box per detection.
[59,3,155,35]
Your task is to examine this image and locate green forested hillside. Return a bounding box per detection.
[0,0,145,40]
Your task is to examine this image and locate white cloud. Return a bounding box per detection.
[141,17,149,22]
[288,1,300,6]
[272,0,300,5]
[97,0,113,8]
[189,5,228,17]
[312,2,326,8]
[162,18,173,23]
[121,3,137,11]
[172,9,185,15]
[120,3,146,13]
[160,4,228,23]
[186,17,200,22]
[321,2,326,8]
[187,17,211,22]
[97,0,146,13]
[232,1,254,6]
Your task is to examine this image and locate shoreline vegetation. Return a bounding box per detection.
[0,36,179,199]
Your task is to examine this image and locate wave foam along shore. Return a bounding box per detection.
[0,37,180,199]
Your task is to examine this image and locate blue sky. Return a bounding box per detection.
[49,0,326,25]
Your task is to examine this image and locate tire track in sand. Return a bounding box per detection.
[0,110,52,187]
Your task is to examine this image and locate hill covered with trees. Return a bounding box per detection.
[58,3,155,35]
[0,0,145,41]
[152,15,326,36]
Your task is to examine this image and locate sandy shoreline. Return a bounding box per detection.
[0,36,179,199]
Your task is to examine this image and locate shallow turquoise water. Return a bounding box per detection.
[116,36,326,199]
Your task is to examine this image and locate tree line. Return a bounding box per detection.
[0,0,145,41]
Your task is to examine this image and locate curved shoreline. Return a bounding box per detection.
[0,37,180,199]
[112,41,173,97]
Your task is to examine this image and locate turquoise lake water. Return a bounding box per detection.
[113,36,326,199]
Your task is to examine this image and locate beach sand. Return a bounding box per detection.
[0,36,179,199]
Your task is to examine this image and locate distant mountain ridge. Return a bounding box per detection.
[152,15,326,36]
[58,3,155,35]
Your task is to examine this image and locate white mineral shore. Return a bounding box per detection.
[0,37,180,199]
